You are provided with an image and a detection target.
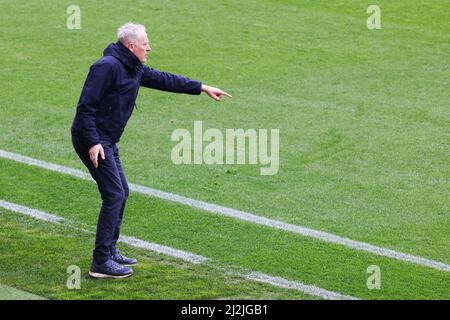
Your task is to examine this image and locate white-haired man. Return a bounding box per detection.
[71,23,231,279]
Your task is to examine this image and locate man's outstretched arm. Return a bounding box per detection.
[140,66,231,101]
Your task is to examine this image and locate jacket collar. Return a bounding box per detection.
[103,41,142,72]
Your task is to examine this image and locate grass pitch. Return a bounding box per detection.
[0,0,448,299]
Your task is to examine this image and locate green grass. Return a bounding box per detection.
[0,209,318,300]
[1,159,449,299]
[0,283,45,300]
[0,0,448,299]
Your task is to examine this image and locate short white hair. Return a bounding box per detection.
[117,22,146,45]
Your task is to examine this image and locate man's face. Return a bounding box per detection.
[128,33,151,63]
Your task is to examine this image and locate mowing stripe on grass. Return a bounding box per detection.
[0,199,357,300]
[0,283,46,300]
[1,149,449,273]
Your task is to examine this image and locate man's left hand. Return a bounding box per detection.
[201,84,232,101]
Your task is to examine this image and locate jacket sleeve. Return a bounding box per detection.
[140,65,202,95]
[75,62,114,148]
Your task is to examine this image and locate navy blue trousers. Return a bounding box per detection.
[72,135,129,264]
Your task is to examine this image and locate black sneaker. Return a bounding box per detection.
[89,259,133,279]
[112,251,138,266]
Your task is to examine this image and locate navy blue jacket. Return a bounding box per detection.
[71,41,202,148]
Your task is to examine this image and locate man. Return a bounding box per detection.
[71,23,231,279]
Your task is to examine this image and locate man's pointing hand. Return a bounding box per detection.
[89,144,105,169]
[201,84,232,101]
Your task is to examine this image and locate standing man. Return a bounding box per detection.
[71,23,231,279]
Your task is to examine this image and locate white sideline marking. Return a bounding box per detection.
[1,149,449,273]
[119,235,207,264]
[0,200,63,223]
[246,272,358,300]
[0,199,356,300]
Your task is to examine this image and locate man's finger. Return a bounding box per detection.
[220,91,232,98]
[92,156,98,169]
[90,151,99,169]
[208,92,219,101]
[100,147,105,160]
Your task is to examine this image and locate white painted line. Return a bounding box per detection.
[1,149,449,273]
[0,150,93,181]
[246,272,358,301]
[0,199,357,300]
[119,235,208,264]
[0,200,63,223]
